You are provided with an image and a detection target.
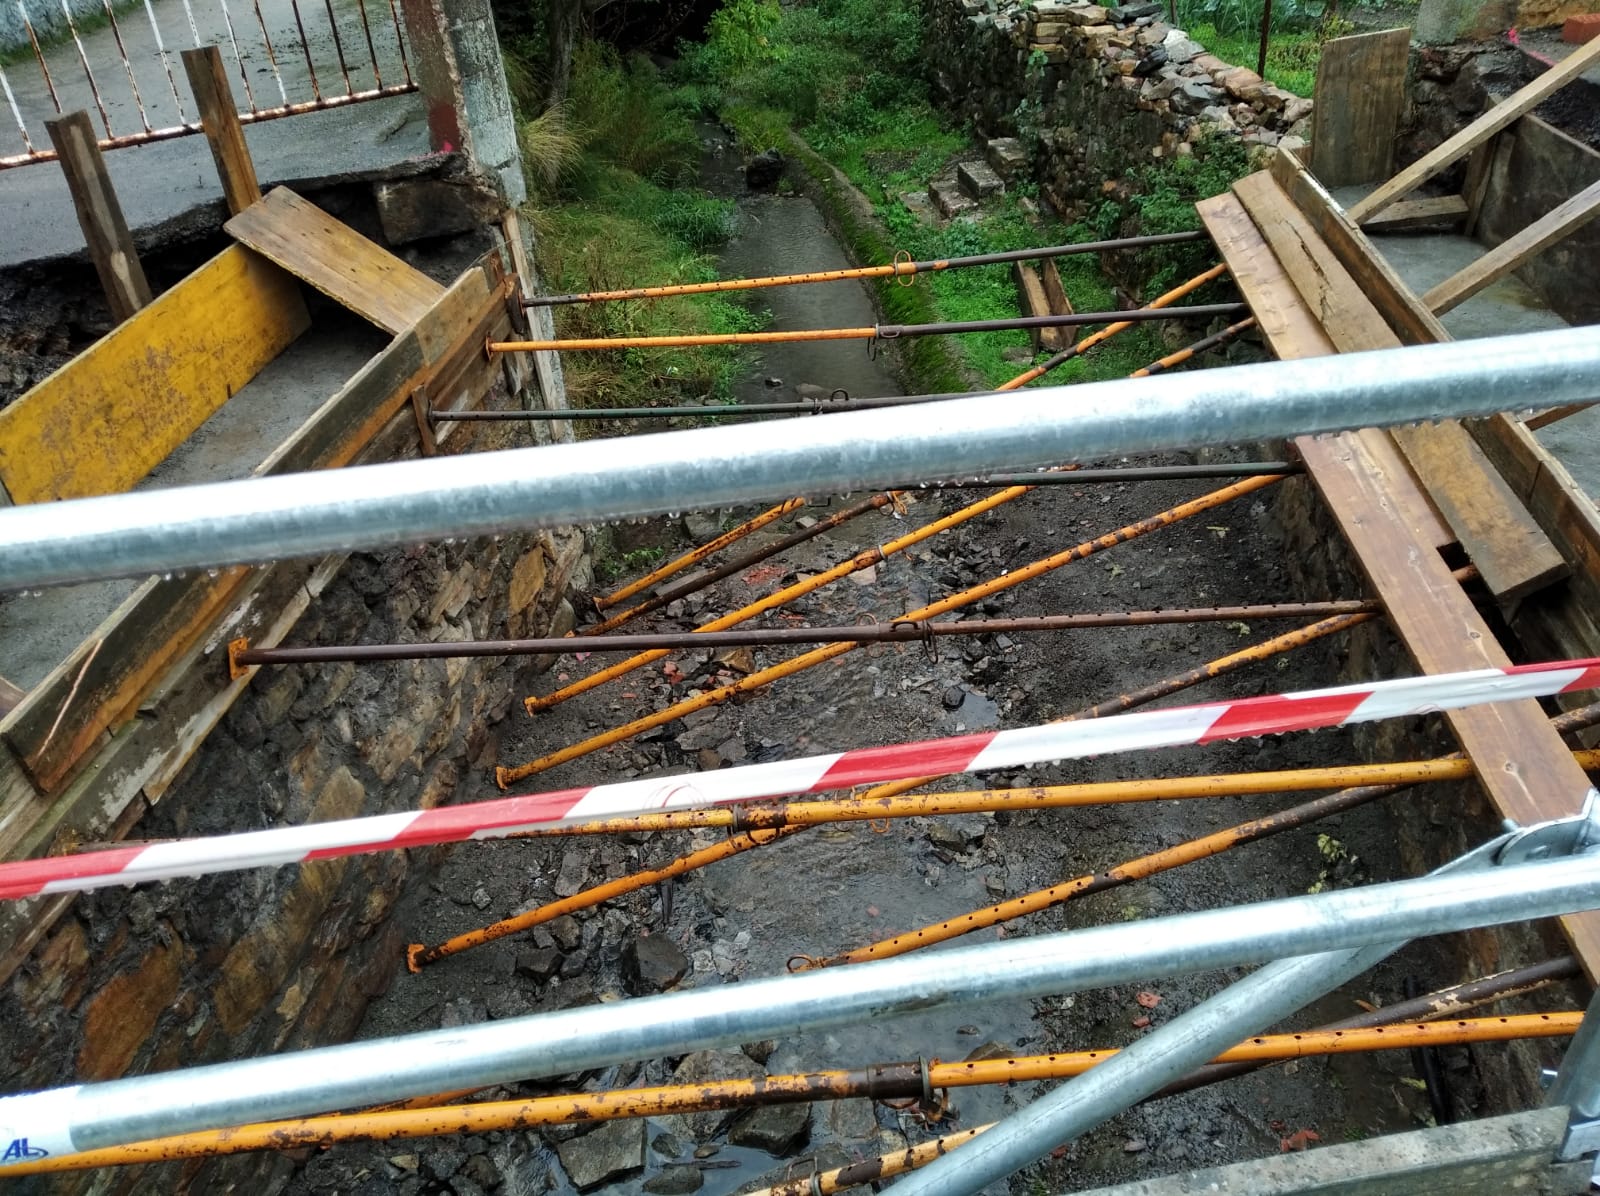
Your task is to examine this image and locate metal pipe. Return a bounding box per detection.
[500,476,1281,784]
[19,0,63,116]
[522,231,1210,306]
[3,328,1596,592]
[929,463,1300,485]
[1546,981,1600,1156]
[234,599,1391,667]
[6,851,1600,1156]
[1134,317,1256,376]
[407,827,802,968]
[486,304,1247,354]
[0,1016,1573,1176]
[594,498,806,610]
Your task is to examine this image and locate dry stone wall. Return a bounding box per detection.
[0,417,588,1195]
[925,0,1314,221]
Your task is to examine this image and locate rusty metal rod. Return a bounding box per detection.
[0,1015,1575,1176]
[522,231,1212,307]
[596,497,807,610]
[487,304,1247,354]
[502,476,1284,784]
[408,826,802,968]
[234,599,1393,667]
[586,493,900,634]
[1158,955,1582,1100]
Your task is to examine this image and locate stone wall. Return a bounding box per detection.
[924,0,1313,223]
[0,420,588,1194]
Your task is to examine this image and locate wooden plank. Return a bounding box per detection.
[1195,194,1335,358]
[226,187,445,334]
[1349,35,1600,222]
[1460,129,1500,238]
[1423,176,1600,314]
[1270,148,1452,349]
[1203,182,1600,976]
[44,110,153,323]
[1309,28,1412,186]
[0,245,309,504]
[181,45,262,216]
[1234,170,1565,605]
[1360,194,1468,233]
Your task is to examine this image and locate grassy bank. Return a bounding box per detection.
[513,42,764,414]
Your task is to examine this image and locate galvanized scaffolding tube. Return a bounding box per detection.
[2,327,1598,592]
[4,850,1600,1157]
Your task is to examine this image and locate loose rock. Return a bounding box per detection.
[644,1164,705,1194]
[623,934,690,994]
[556,1118,647,1191]
[728,1101,813,1155]
[745,147,786,190]
[660,1050,767,1141]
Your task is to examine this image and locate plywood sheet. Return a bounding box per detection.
[226,187,445,334]
[0,246,308,504]
[1309,28,1412,186]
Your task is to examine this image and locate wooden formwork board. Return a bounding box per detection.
[1200,181,1600,978]
[0,245,309,504]
[1308,27,1412,187]
[226,187,446,335]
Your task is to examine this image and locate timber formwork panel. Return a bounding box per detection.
[1200,173,1600,978]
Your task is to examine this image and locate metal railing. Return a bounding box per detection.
[0,0,414,170]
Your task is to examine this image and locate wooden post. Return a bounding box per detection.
[45,111,153,324]
[181,45,262,215]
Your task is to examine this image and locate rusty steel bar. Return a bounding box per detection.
[407,826,804,968]
[58,0,115,135]
[752,1126,991,1196]
[99,0,153,133]
[487,304,1247,354]
[215,0,259,110]
[319,0,354,95]
[1133,317,1256,377]
[352,0,382,87]
[502,475,1283,784]
[142,0,191,120]
[1001,264,1232,387]
[588,494,900,634]
[20,1,63,115]
[1159,955,1583,1100]
[287,0,322,99]
[517,760,1481,837]
[0,1015,1575,1176]
[596,497,807,610]
[249,0,290,105]
[177,0,202,44]
[523,231,1210,307]
[235,599,1398,667]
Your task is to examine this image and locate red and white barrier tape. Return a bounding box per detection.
[4,659,1598,901]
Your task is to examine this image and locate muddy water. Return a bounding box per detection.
[701,130,903,406]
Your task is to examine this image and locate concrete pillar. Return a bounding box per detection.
[397,0,526,205]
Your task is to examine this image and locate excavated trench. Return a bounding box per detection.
[265,133,1549,1196]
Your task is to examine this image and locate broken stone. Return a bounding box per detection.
[1170,79,1223,115]
[1162,34,1204,63]
[470,886,492,911]
[660,1050,767,1141]
[827,1097,879,1140]
[514,946,561,983]
[729,1101,812,1155]
[683,511,722,542]
[676,719,727,752]
[556,1118,646,1191]
[962,1040,1014,1062]
[644,1165,704,1194]
[1108,0,1160,19]
[553,849,590,899]
[548,914,583,951]
[743,1039,777,1065]
[745,147,785,190]
[849,563,879,586]
[716,736,748,764]
[652,1131,686,1158]
[942,685,966,710]
[928,813,989,852]
[623,934,690,994]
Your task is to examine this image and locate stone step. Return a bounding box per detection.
[956,158,1005,201]
[985,136,1029,180]
[929,177,978,220]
